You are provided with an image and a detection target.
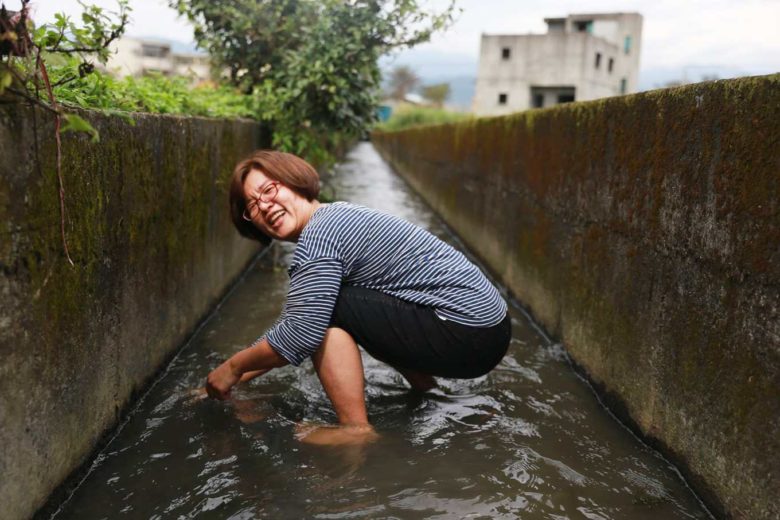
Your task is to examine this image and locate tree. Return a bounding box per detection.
[422,82,450,107]
[171,0,457,159]
[388,65,419,101]
[169,0,315,88]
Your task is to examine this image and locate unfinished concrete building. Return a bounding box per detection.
[104,37,211,81]
[473,13,642,115]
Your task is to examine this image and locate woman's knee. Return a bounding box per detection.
[315,327,358,361]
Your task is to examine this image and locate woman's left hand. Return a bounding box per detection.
[205,360,241,400]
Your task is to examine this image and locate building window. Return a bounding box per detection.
[575,20,593,33]
[498,93,508,105]
[547,20,565,32]
[608,58,614,73]
[141,44,169,58]
[142,68,169,76]
[624,35,632,55]
[531,86,575,108]
[595,52,602,69]
[501,47,511,60]
[620,78,627,94]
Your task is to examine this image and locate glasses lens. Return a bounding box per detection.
[260,183,278,202]
[243,203,259,221]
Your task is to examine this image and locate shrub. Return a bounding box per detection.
[376,106,471,132]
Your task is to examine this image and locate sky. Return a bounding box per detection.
[12,0,780,90]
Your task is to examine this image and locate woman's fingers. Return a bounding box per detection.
[205,361,241,400]
[205,378,228,400]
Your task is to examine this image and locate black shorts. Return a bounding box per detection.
[329,286,511,379]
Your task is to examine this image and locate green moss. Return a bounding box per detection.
[15,109,263,353]
[0,173,12,263]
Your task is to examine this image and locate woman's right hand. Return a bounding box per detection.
[205,360,242,400]
[205,339,288,399]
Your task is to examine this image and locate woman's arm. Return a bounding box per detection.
[206,255,343,399]
[205,338,288,400]
[239,368,271,383]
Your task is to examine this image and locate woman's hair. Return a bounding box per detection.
[229,150,320,244]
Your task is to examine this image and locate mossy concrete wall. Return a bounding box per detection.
[0,105,265,520]
[373,74,779,520]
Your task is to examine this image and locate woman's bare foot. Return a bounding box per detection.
[232,398,270,424]
[295,422,379,446]
[397,368,437,391]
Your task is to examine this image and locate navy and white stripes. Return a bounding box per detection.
[264,202,507,366]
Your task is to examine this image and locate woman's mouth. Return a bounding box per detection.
[267,209,285,226]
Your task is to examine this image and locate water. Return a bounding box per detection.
[52,143,711,519]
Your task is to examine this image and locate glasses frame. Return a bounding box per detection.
[242,182,279,221]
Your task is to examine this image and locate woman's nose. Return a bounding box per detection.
[258,198,275,212]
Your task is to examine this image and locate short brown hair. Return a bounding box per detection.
[229,150,320,243]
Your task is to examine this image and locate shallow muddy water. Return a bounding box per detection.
[53,143,711,519]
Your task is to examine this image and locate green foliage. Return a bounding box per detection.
[172,0,458,163]
[0,67,11,89]
[61,113,99,141]
[48,57,257,120]
[169,0,314,88]
[4,0,460,166]
[31,1,129,64]
[376,105,471,132]
[0,0,131,140]
[3,0,254,121]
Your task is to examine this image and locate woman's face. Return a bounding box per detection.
[243,168,316,242]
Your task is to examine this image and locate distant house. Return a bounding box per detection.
[377,92,431,120]
[103,37,211,81]
[381,93,427,108]
[473,12,643,115]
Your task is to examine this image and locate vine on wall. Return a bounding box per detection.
[0,0,130,265]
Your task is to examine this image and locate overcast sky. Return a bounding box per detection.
[15,0,780,88]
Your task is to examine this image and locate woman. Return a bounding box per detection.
[206,150,511,443]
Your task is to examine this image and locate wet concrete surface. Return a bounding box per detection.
[51,143,711,519]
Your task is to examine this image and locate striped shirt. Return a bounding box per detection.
[264,202,507,366]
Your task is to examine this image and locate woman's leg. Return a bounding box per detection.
[312,327,369,425]
[395,367,437,392]
[320,322,436,393]
[330,286,510,383]
[301,327,378,446]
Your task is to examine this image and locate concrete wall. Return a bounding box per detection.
[373,75,779,520]
[0,105,265,519]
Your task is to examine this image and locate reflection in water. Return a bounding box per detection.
[52,143,711,519]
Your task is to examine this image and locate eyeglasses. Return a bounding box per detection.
[242,182,279,221]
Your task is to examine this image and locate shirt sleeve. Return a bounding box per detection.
[263,257,343,366]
